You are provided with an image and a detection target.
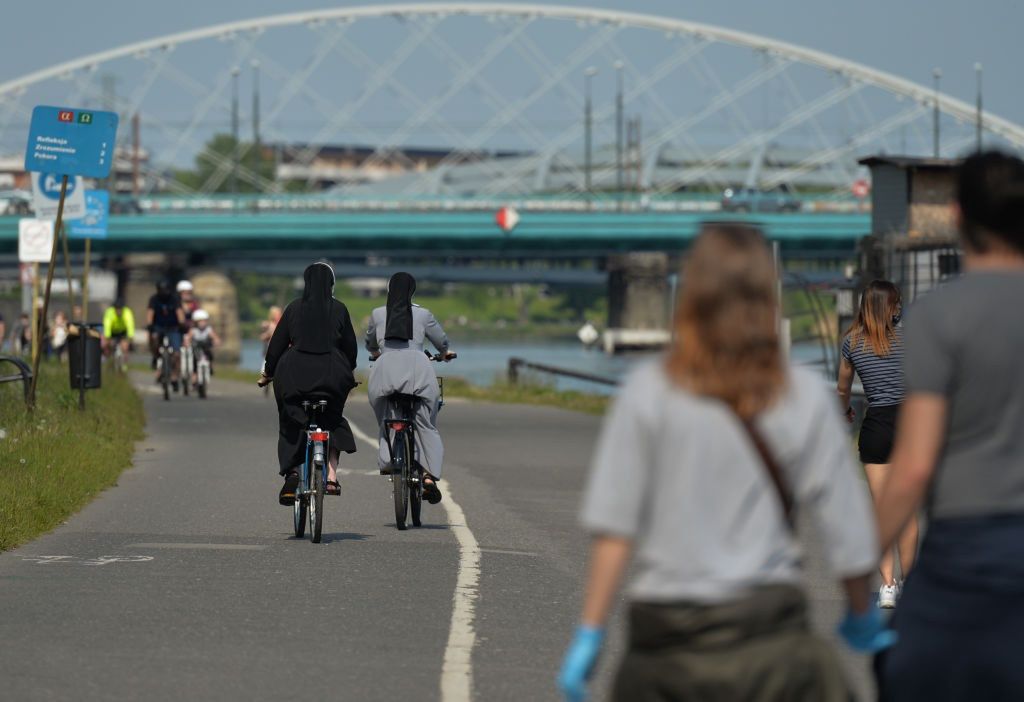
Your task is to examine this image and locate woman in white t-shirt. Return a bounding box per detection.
[559,224,892,702]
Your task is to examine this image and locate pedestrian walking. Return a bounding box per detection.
[837,280,917,608]
[12,313,31,356]
[49,310,69,361]
[559,223,892,702]
[874,150,1024,700]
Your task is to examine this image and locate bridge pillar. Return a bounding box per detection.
[605,252,672,352]
[121,259,241,364]
[191,270,242,363]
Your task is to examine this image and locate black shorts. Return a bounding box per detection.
[859,404,900,464]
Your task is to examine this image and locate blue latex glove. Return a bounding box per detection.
[838,606,898,653]
[558,626,605,702]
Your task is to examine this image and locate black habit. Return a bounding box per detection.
[264,264,358,474]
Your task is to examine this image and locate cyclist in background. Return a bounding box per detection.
[147,280,186,389]
[177,280,200,331]
[186,309,220,387]
[103,297,136,359]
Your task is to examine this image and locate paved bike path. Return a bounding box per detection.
[0,376,871,700]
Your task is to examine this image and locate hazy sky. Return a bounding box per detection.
[1,0,1016,121]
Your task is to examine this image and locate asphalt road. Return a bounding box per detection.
[0,376,873,701]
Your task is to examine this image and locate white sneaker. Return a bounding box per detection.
[878,583,898,609]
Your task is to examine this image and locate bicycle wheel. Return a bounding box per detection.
[410,461,423,528]
[393,431,411,530]
[311,459,325,543]
[197,363,208,399]
[160,350,170,401]
[180,346,191,396]
[293,465,308,538]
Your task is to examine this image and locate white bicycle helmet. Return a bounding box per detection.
[176,280,194,293]
[192,309,210,322]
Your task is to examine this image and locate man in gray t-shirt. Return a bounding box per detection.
[874,151,1024,701]
[903,272,1024,518]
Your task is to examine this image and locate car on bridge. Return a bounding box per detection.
[721,186,802,213]
[0,190,31,216]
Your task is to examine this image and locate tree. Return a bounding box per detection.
[173,134,277,193]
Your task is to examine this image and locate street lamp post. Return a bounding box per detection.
[252,60,261,188]
[614,60,624,210]
[975,62,983,151]
[932,67,942,158]
[231,66,240,196]
[584,66,597,203]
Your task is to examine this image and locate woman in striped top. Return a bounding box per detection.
[838,280,918,609]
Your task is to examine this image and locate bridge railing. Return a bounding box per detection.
[507,357,618,388]
[0,354,33,406]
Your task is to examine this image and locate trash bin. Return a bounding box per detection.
[68,324,102,390]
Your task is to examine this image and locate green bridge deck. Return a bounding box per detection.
[0,210,869,256]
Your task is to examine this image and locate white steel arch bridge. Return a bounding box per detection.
[1,3,1019,199]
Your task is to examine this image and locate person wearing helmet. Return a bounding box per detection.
[147,279,186,388]
[186,308,220,387]
[176,280,200,330]
[102,297,136,359]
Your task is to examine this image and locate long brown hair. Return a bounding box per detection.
[666,223,785,419]
[846,280,901,356]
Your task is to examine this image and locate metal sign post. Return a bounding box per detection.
[60,222,75,314]
[67,191,110,410]
[27,175,68,408]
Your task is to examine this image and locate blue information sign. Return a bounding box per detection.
[68,190,109,240]
[24,106,119,179]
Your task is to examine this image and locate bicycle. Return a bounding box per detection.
[293,398,329,543]
[155,334,174,401]
[112,341,128,374]
[382,352,455,531]
[180,342,193,397]
[193,342,212,399]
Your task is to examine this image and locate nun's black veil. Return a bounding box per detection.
[384,272,416,341]
[297,262,335,353]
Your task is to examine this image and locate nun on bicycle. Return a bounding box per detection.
[259,262,359,505]
[366,272,455,504]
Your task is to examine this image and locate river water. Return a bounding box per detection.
[240,338,830,395]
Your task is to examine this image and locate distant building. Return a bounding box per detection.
[858,155,962,300]
[270,143,526,189]
[0,147,151,194]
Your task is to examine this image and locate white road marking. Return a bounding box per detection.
[21,555,154,566]
[349,418,481,702]
[129,543,266,551]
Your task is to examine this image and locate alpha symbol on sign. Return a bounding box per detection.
[57,110,74,122]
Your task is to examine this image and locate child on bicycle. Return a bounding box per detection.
[186,309,220,387]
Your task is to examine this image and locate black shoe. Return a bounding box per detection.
[422,477,442,505]
[279,471,300,506]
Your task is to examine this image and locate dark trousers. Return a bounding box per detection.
[614,585,852,702]
[876,515,1024,701]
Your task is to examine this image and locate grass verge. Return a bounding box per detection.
[441,376,610,416]
[0,361,145,551]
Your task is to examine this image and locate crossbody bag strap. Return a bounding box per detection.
[739,417,796,531]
